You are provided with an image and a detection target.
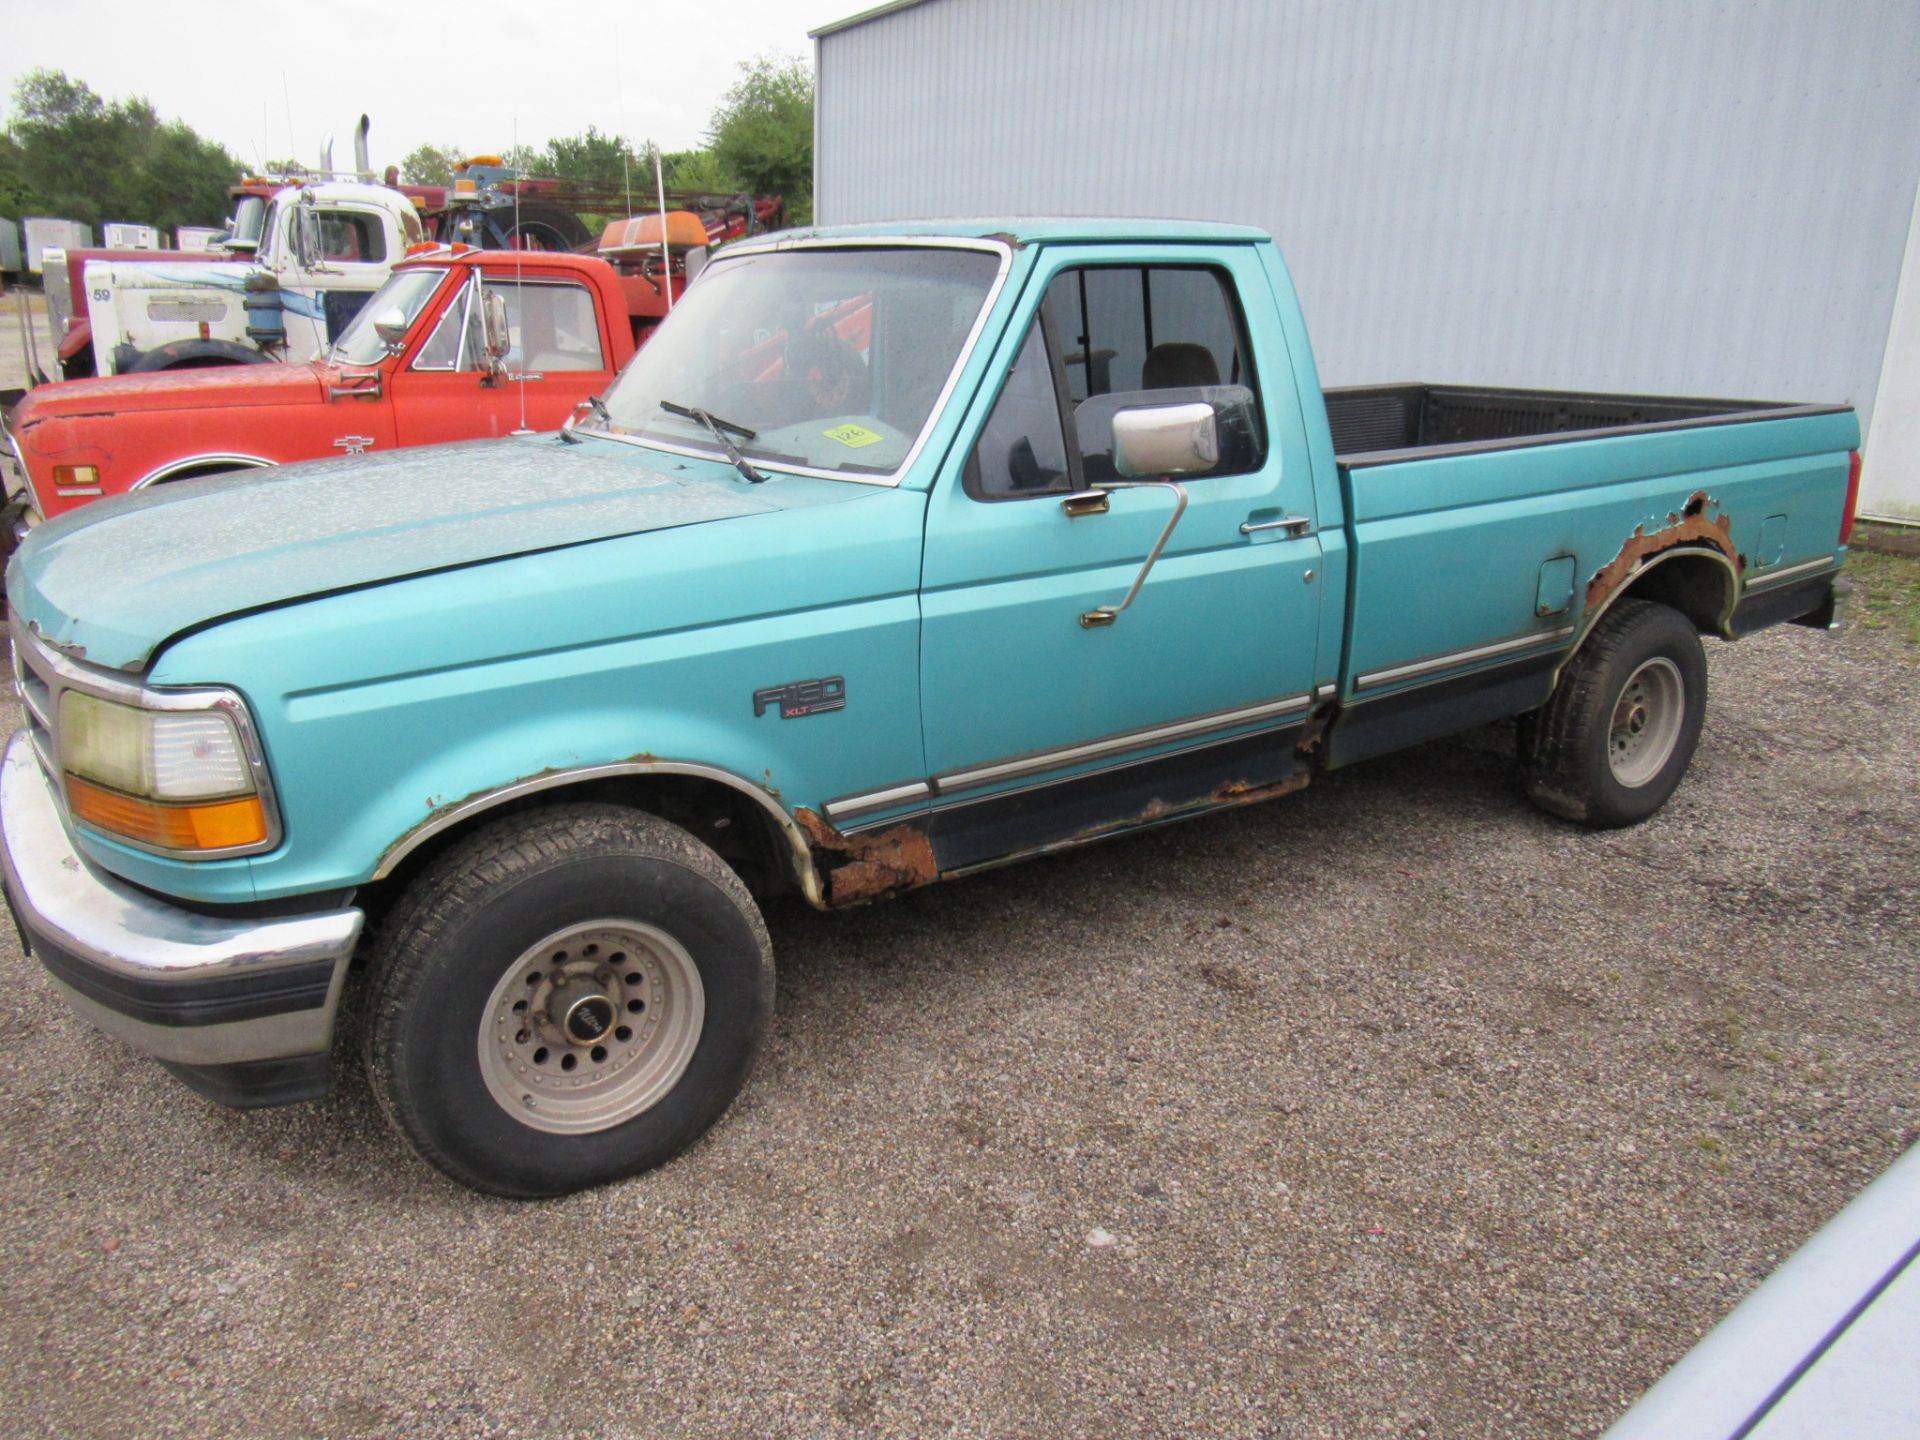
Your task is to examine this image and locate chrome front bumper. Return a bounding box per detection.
[0,732,364,1106]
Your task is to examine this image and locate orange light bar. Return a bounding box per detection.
[66,776,267,852]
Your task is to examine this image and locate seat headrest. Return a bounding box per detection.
[1143,342,1220,390]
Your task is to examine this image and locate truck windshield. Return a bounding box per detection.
[593,245,1003,480]
[227,195,267,250]
[328,268,447,366]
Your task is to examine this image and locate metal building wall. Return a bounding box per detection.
[815,0,1920,453]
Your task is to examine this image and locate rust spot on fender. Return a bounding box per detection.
[794,807,939,907]
[1585,492,1738,612]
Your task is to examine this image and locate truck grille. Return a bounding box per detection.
[11,614,62,783]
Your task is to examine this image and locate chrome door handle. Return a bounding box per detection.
[1241,514,1314,538]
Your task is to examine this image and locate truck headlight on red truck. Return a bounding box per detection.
[58,690,276,854]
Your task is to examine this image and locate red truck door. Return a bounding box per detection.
[390,272,618,444]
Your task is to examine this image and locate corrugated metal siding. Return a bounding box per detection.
[816,0,1920,430]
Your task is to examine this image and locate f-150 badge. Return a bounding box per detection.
[332,436,376,456]
[753,677,846,719]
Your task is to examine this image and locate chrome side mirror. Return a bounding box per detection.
[1112,402,1219,478]
[371,307,411,351]
[480,288,512,376]
[293,199,322,270]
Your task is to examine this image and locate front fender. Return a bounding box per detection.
[124,494,930,905]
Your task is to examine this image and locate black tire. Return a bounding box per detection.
[1521,599,1707,829]
[364,803,773,1198]
[125,340,270,373]
[499,200,592,252]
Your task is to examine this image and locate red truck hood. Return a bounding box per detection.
[13,363,327,418]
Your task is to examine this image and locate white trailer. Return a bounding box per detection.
[0,218,21,278]
[21,219,93,276]
[174,226,225,253]
[100,223,162,251]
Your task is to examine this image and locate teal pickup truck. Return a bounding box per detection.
[0,221,1862,1197]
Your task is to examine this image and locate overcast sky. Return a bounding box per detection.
[1,0,842,169]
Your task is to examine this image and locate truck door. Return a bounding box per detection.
[282,205,401,358]
[915,245,1326,872]
[390,274,618,445]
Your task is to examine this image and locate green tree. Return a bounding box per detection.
[661,148,738,196]
[399,143,464,187]
[4,70,240,230]
[539,126,644,192]
[0,132,33,219]
[707,54,813,222]
[498,143,541,176]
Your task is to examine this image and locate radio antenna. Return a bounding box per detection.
[510,118,531,436]
[653,141,673,312]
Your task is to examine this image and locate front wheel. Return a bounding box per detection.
[1521,598,1708,828]
[364,804,774,1197]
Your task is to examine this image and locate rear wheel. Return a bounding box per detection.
[364,804,774,1197]
[499,201,592,252]
[1522,599,1707,828]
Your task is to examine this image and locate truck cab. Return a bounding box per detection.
[77,182,426,378]
[3,249,637,526]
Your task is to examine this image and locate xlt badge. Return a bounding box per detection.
[753,676,846,719]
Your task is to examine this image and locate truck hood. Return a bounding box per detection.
[10,362,325,420]
[10,436,864,671]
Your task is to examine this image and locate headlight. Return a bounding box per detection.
[59,692,270,853]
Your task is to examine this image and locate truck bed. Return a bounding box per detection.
[1325,383,1846,465]
[1322,383,1857,769]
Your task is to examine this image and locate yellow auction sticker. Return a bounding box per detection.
[822,423,883,449]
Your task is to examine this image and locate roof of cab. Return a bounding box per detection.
[393,247,616,276]
[724,217,1273,249]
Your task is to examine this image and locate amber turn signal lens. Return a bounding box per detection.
[51,465,100,487]
[66,776,267,852]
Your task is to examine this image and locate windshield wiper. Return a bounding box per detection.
[660,400,767,484]
[560,394,612,445]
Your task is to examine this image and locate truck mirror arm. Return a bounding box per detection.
[1072,479,1190,628]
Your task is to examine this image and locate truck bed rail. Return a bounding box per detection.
[1328,384,1849,466]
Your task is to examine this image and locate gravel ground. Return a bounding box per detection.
[0,588,1914,1440]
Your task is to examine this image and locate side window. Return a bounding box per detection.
[413,280,475,370]
[1046,265,1264,480]
[965,320,1072,500]
[498,282,606,371]
[315,211,388,265]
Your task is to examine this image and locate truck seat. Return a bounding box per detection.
[1143,342,1220,390]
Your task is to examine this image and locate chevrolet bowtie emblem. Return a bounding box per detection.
[332,436,376,456]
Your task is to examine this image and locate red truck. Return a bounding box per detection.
[3,246,662,528]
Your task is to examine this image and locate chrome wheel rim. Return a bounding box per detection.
[1608,658,1685,787]
[477,920,705,1136]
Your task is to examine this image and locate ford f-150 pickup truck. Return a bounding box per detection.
[0,220,1861,1198]
[2,249,644,530]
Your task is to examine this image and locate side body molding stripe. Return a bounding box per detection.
[823,693,1314,822]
